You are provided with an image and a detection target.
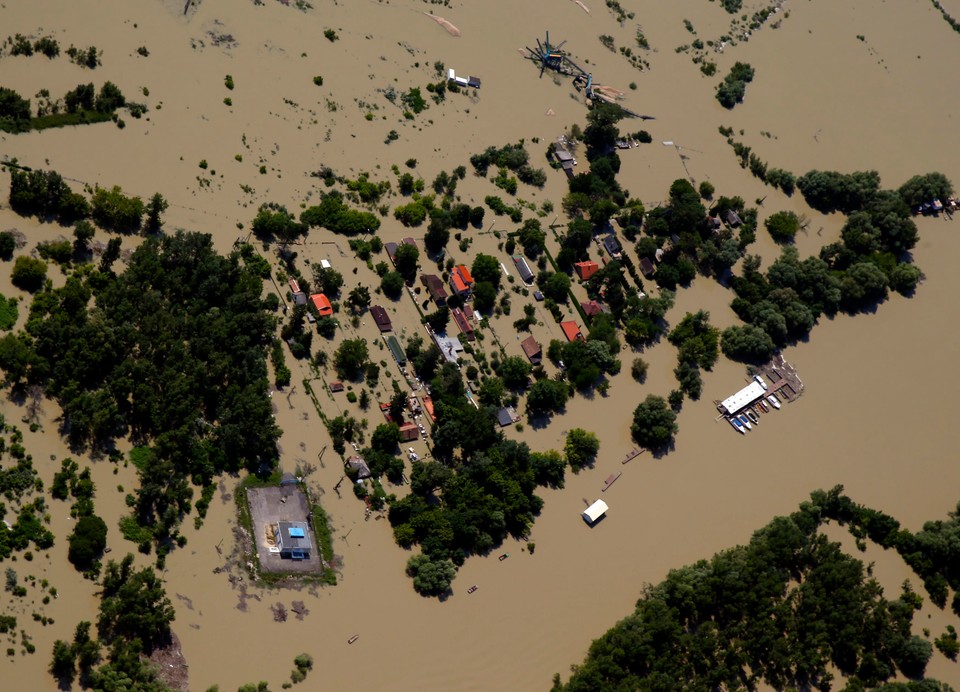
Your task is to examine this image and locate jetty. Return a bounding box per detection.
[602,472,622,492]
[621,448,643,464]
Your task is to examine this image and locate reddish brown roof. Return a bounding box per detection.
[399,422,419,441]
[452,307,475,340]
[581,300,603,317]
[520,335,542,363]
[369,305,392,332]
[420,274,448,303]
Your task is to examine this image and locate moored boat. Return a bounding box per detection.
[738,414,752,431]
[767,395,781,410]
[758,399,769,413]
[730,417,745,434]
[746,410,759,425]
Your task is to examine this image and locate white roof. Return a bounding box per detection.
[719,381,767,415]
[448,68,456,80]
[582,499,608,524]
[320,259,332,269]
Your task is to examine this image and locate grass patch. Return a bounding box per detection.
[128,446,154,471]
[118,514,154,544]
[0,297,18,330]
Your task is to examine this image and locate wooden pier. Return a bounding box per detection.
[621,448,644,464]
[602,472,622,492]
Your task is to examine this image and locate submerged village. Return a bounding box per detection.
[3,0,960,689]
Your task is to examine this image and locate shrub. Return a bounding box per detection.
[11,256,47,292]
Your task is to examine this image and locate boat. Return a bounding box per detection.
[746,410,760,425]
[758,399,769,413]
[767,395,781,410]
[738,414,752,431]
[348,634,359,644]
[754,374,768,390]
[467,585,478,594]
[730,417,745,434]
[498,553,509,561]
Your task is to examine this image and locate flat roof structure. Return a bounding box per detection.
[276,520,311,559]
[719,381,767,416]
[432,331,463,363]
[582,499,608,525]
[386,335,406,366]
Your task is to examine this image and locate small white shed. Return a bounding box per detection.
[582,499,608,525]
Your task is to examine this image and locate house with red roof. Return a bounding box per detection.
[560,320,583,342]
[452,307,475,341]
[310,293,333,317]
[449,265,474,296]
[574,260,599,281]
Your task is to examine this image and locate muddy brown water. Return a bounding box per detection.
[1,0,960,689]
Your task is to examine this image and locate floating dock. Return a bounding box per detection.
[602,472,622,492]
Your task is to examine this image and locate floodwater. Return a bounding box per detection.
[1,0,960,689]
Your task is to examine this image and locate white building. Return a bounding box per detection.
[582,499,608,525]
[719,381,767,416]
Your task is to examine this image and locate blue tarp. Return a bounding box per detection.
[289,527,305,538]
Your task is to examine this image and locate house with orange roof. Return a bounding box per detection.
[310,293,333,317]
[574,260,599,281]
[560,320,583,342]
[449,265,474,296]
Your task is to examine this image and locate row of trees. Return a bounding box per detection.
[8,167,167,234]
[556,491,945,690]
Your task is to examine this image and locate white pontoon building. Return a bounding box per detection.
[582,499,608,525]
[719,381,767,416]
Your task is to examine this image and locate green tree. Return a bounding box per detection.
[334,338,369,380]
[630,395,678,450]
[98,554,175,651]
[499,356,532,389]
[11,255,47,292]
[381,270,405,299]
[631,358,649,383]
[371,423,401,454]
[477,376,506,407]
[471,281,497,313]
[91,186,145,234]
[347,285,371,314]
[526,379,569,415]
[393,243,420,281]
[67,514,108,570]
[406,553,456,597]
[99,237,122,272]
[565,429,600,472]
[721,324,776,362]
[144,193,168,235]
[0,232,15,260]
[50,639,76,682]
[898,172,953,208]
[765,210,801,243]
[312,265,344,296]
[471,253,502,288]
[541,272,571,303]
[73,220,95,256]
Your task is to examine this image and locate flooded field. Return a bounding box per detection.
[1,0,960,689]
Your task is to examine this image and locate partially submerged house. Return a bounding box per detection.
[574,260,599,281]
[520,335,542,364]
[329,381,344,393]
[346,455,372,479]
[560,320,584,342]
[639,257,656,278]
[370,305,392,332]
[602,234,623,259]
[420,274,448,305]
[450,265,474,296]
[289,277,306,305]
[452,307,475,341]
[725,209,743,228]
[580,300,606,318]
[582,499,608,526]
[310,293,333,317]
[276,521,311,560]
[399,422,419,442]
[512,255,534,284]
[497,406,519,427]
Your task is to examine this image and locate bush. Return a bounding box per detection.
[11,256,47,292]
[67,515,107,569]
[0,233,15,260]
[764,210,801,243]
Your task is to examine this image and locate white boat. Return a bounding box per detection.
[730,417,745,434]
[767,395,781,410]
[738,414,752,431]
[754,374,768,390]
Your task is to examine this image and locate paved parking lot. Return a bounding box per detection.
[246,485,321,574]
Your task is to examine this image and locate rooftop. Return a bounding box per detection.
[560,321,583,342]
[520,335,542,363]
[719,381,767,415]
[310,293,333,316]
[369,305,392,332]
